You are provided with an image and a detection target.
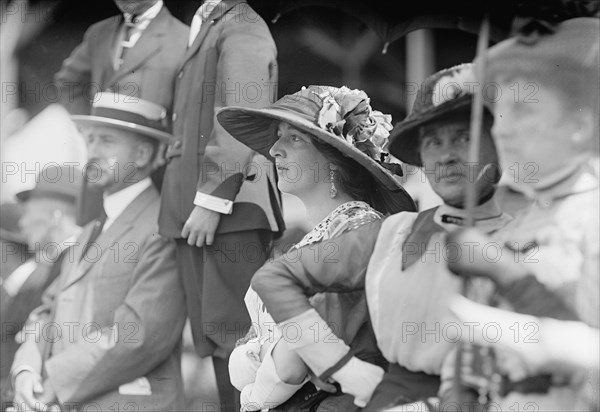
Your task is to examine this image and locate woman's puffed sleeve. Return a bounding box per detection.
[251,219,383,323]
[251,220,383,379]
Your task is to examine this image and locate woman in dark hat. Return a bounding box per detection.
[217,85,415,411]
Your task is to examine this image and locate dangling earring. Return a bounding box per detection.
[329,169,337,198]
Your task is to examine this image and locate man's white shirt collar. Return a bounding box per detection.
[124,0,163,26]
[103,178,152,232]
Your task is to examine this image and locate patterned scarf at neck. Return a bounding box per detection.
[294,201,376,249]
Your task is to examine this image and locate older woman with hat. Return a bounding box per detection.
[441,17,600,411]
[217,85,415,411]
[240,64,513,409]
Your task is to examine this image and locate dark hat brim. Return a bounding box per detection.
[389,95,471,166]
[217,106,416,212]
[0,228,27,245]
[15,188,78,204]
[71,116,173,143]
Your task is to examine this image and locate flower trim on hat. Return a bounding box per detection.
[308,86,402,175]
[431,65,476,107]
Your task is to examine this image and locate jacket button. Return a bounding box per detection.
[172,113,178,122]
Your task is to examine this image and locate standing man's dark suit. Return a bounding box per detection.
[158,0,283,410]
[55,0,189,225]
[54,1,188,115]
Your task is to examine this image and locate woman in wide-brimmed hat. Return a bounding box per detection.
[217,85,415,411]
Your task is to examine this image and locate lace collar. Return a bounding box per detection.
[294,201,377,249]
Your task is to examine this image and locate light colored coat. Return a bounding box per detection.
[12,186,186,411]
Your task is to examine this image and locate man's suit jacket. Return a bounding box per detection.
[54,5,188,115]
[12,186,186,411]
[159,0,284,238]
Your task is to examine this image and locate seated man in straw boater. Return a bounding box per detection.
[10,93,186,412]
[246,64,513,409]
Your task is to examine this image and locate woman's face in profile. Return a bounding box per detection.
[269,122,331,199]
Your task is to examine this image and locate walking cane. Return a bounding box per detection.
[443,12,495,411]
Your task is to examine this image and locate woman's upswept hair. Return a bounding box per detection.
[312,138,404,215]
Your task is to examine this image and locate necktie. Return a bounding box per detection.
[80,208,107,262]
[401,207,445,270]
[188,1,218,47]
[113,17,137,69]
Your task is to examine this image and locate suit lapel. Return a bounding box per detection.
[62,186,158,290]
[106,7,170,85]
[70,224,94,266]
[178,0,245,70]
[99,16,124,86]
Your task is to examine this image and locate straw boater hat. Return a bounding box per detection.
[389,63,488,167]
[217,85,416,212]
[71,92,174,143]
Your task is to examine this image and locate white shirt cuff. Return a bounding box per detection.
[194,192,233,215]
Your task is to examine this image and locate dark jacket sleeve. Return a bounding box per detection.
[251,219,383,323]
[54,21,103,114]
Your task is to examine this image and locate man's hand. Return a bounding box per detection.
[331,356,384,407]
[181,206,221,247]
[152,143,167,169]
[13,370,46,411]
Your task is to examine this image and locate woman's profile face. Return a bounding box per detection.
[269,122,331,198]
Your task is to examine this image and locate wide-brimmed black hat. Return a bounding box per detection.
[217,85,416,212]
[389,64,476,166]
[72,92,173,143]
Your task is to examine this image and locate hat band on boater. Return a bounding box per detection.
[92,106,169,132]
